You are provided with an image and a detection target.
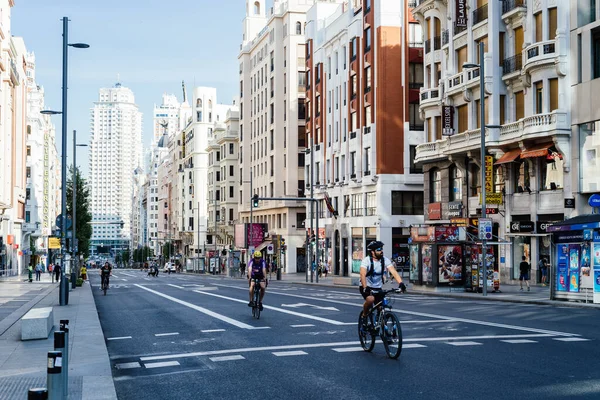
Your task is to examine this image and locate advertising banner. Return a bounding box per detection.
[569,244,580,292]
[409,245,420,282]
[581,243,593,289]
[437,245,463,284]
[435,226,465,242]
[556,244,569,292]
[246,223,267,248]
[456,0,467,27]
[422,245,433,284]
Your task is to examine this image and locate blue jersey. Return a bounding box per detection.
[249,258,266,278]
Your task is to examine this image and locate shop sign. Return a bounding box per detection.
[448,201,462,218]
[427,203,442,220]
[442,106,455,136]
[435,226,466,242]
[510,220,534,233]
[485,156,493,194]
[456,0,467,27]
[536,221,560,233]
[564,198,576,208]
[451,218,469,227]
[410,225,435,242]
[589,194,600,208]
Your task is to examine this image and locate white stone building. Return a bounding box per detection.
[89,83,143,257]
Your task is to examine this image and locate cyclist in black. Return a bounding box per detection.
[247,251,267,310]
[100,262,112,290]
[359,241,406,323]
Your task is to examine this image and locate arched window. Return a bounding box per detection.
[430,168,441,203]
[254,1,260,15]
[196,98,202,108]
[208,99,212,109]
[450,165,463,202]
[296,22,302,35]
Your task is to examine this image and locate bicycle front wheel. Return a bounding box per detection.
[358,311,375,352]
[381,311,402,359]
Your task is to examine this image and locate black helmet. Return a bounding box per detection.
[366,241,384,251]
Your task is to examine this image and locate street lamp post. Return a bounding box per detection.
[464,41,487,296]
[72,129,87,288]
[41,17,88,306]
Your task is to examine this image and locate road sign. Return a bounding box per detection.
[55,214,72,231]
[49,237,61,249]
[478,218,493,240]
[266,244,274,255]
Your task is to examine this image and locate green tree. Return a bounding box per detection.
[66,166,92,258]
[122,248,131,265]
[162,241,175,260]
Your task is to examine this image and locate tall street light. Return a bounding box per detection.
[41,17,89,306]
[463,41,487,296]
[72,129,87,287]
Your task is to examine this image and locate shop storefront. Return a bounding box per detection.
[548,214,600,302]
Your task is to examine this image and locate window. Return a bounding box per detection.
[229,143,234,154]
[593,28,600,79]
[365,27,371,51]
[364,106,372,125]
[515,91,525,120]
[391,191,424,215]
[549,78,558,111]
[196,111,202,122]
[350,151,356,176]
[470,163,481,196]
[26,167,31,178]
[351,74,357,99]
[535,81,543,114]
[457,104,468,133]
[450,165,463,202]
[430,169,442,202]
[296,22,302,35]
[495,165,505,193]
[364,147,371,174]
[364,66,371,92]
[366,192,376,215]
[351,193,363,217]
[351,37,357,60]
[409,145,423,174]
[548,8,557,40]
[515,160,530,192]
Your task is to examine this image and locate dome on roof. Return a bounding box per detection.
[157,133,168,148]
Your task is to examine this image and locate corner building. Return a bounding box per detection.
[305,0,425,278]
[413,0,571,284]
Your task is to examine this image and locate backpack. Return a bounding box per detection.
[366,256,385,280]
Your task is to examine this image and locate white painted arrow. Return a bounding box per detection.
[281,303,339,311]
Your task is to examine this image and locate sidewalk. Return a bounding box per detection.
[0,279,117,399]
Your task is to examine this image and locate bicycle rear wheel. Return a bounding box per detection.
[381,311,402,359]
[357,311,375,352]
[253,287,261,319]
[103,279,107,296]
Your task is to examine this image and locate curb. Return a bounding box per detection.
[0,283,58,337]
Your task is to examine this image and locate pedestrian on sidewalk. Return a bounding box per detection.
[81,265,87,281]
[54,263,61,284]
[28,264,33,282]
[519,256,530,291]
[539,257,548,286]
[48,264,53,282]
[35,261,43,281]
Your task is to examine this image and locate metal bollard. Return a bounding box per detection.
[28,388,48,400]
[54,330,67,398]
[47,351,63,400]
[59,320,70,397]
[71,271,76,289]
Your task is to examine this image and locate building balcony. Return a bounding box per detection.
[419,87,441,108]
[523,39,557,75]
[444,67,481,97]
[502,53,523,78]
[415,110,570,164]
[472,4,488,26]
[502,0,527,21]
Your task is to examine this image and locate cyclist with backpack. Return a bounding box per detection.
[359,241,406,325]
[247,251,267,310]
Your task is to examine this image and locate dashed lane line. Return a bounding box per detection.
[155,332,180,337]
[332,347,364,353]
[272,351,308,357]
[107,336,132,341]
[201,329,226,333]
[167,284,185,289]
[134,284,257,330]
[144,361,181,369]
[446,341,482,346]
[501,339,537,344]
[291,324,315,328]
[209,355,245,362]
[553,337,590,342]
[115,362,141,370]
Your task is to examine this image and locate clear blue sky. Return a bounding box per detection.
[11,0,251,177]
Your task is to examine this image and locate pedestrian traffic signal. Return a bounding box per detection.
[252,194,259,208]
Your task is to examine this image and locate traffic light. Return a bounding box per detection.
[280,237,285,247]
[252,194,259,208]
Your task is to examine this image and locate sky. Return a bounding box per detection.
[11,0,253,177]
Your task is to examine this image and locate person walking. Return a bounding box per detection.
[35,261,42,281]
[48,264,54,282]
[28,264,33,282]
[538,257,548,286]
[81,264,88,281]
[54,263,61,284]
[519,256,530,291]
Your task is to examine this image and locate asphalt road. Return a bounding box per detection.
[91,270,600,400]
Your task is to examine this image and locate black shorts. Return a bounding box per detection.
[359,286,385,304]
[519,273,529,281]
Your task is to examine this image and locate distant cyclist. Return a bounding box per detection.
[359,241,406,325]
[247,251,267,310]
[100,262,112,290]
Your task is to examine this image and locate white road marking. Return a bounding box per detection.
[446,341,482,346]
[107,336,132,341]
[553,337,590,342]
[120,272,136,277]
[140,333,553,362]
[168,284,185,289]
[201,329,226,333]
[144,361,180,369]
[210,355,245,362]
[402,344,427,349]
[193,290,349,326]
[332,347,364,353]
[272,351,308,357]
[134,284,257,330]
[111,275,119,278]
[402,320,459,324]
[501,339,537,344]
[155,332,180,337]
[281,303,339,311]
[115,362,141,369]
[291,324,315,328]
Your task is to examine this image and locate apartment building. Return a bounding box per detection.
[89,83,143,257]
[206,107,240,272]
[413,0,571,283]
[304,0,425,277]
[237,0,311,272]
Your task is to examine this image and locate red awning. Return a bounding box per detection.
[520,143,554,159]
[494,148,521,165]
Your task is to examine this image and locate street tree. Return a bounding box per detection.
[66,166,92,258]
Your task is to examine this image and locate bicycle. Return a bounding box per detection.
[358,288,403,359]
[101,275,109,296]
[251,278,262,319]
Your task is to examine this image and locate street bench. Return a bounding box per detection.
[21,307,54,341]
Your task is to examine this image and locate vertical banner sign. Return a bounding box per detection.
[442,106,455,136]
[485,155,493,194]
[456,0,467,27]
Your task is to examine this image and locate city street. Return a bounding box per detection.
[91,271,600,400]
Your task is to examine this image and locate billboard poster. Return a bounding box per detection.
[422,245,433,284]
[556,244,569,292]
[581,243,593,289]
[595,268,600,293]
[594,243,600,266]
[247,223,266,248]
[569,244,580,292]
[234,224,246,248]
[409,245,420,282]
[438,245,463,283]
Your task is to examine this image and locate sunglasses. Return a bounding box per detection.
[375,248,383,252]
